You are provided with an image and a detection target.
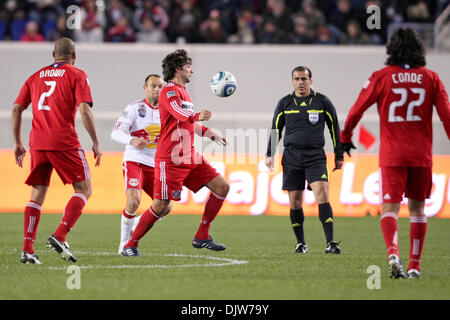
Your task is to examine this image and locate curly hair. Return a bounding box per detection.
[161,49,192,82]
[385,27,426,67]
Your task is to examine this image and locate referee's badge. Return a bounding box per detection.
[308,112,319,125]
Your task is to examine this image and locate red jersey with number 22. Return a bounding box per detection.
[15,62,93,151]
[341,65,450,167]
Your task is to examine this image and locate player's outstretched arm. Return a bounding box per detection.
[79,102,102,167]
[12,103,27,168]
[194,123,228,146]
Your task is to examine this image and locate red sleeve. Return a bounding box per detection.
[75,70,93,107]
[341,71,380,143]
[432,72,450,139]
[15,78,32,107]
[164,88,197,122]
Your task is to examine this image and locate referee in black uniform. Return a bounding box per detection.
[265,66,343,254]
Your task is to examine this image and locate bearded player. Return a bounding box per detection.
[115,64,228,256]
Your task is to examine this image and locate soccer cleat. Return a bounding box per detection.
[121,247,140,257]
[325,241,341,254]
[192,236,226,251]
[294,243,308,253]
[118,241,127,255]
[20,251,42,264]
[388,254,406,279]
[46,235,77,263]
[118,215,142,254]
[407,269,421,279]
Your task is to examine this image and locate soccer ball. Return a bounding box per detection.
[210,71,237,97]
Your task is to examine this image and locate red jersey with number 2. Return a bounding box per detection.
[341,65,450,167]
[15,62,93,151]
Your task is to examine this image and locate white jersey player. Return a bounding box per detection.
[111,74,166,253]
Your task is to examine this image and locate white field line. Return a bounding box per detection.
[41,251,248,270]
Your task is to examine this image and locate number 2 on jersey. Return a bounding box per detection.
[37,81,56,111]
[388,87,425,122]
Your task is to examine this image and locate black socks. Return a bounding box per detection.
[290,208,305,244]
[319,202,334,243]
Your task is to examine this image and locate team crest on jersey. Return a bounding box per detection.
[172,190,181,199]
[129,178,139,187]
[138,106,146,118]
[308,112,319,125]
[167,91,176,98]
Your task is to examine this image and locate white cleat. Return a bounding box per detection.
[388,254,406,279]
[118,214,140,254]
[118,240,128,255]
[20,251,42,264]
[47,235,77,263]
[407,268,421,279]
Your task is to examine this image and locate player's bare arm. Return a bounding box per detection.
[12,103,27,168]
[79,102,102,166]
[209,132,228,146]
[194,123,228,146]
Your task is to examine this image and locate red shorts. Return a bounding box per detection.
[25,149,91,186]
[123,161,155,198]
[154,157,220,201]
[379,166,432,203]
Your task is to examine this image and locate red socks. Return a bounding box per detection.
[409,216,427,271]
[125,207,159,248]
[23,201,42,254]
[381,212,427,272]
[195,192,225,240]
[53,193,87,242]
[380,212,399,257]
[124,191,225,249]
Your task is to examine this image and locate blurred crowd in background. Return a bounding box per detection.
[0,0,448,45]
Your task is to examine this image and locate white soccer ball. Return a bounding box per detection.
[210,71,237,97]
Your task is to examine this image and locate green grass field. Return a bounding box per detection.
[1,213,449,300]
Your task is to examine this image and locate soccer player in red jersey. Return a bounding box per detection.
[340,28,450,279]
[121,49,229,256]
[112,74,225,255]
[12,38,102,264]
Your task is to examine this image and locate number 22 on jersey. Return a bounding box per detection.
[388,87,425,122]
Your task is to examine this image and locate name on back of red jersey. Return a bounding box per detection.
[39,69,66,78]
[392,72,423,84]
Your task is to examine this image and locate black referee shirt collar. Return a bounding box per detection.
[292,89,315,99]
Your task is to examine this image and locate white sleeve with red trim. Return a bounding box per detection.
[111,104,135,145]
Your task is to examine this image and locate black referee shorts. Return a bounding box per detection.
[281,146,328,191]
